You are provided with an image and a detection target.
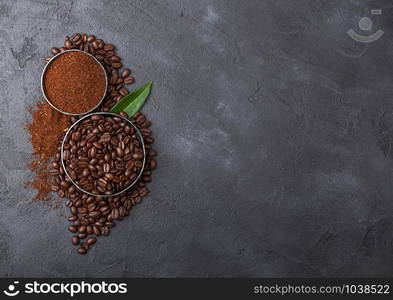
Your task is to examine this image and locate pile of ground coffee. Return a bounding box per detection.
[43,51,106,114]
[35,33,157,254]
[26,100,70,200]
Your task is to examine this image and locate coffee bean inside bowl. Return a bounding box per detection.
[62,114,144,196]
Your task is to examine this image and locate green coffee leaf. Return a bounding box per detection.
[110,81,152,117]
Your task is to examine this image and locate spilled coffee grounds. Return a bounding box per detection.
[26,100,69,200]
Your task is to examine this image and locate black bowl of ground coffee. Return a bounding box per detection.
[41,49,108,115]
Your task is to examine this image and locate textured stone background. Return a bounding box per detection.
[1,0,393,277]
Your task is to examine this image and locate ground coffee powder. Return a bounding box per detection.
[26,100,69,200]
[43,51,106,114]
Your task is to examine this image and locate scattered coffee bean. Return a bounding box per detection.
[121,68,131,78]
[72,236,80,245]
[68,225,77,233]
[51,47,60,55]
[86,237,97,246]
[124,76,134,84]
[78,247,87,255]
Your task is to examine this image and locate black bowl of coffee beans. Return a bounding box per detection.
[61,112,146,197]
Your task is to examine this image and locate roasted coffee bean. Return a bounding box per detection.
[145,137,155,144]
[133,152,144,161]
[81,242,89,248]
[104,57,112,66]
[71,33,81,42]
[72,236,80,245]
[78,207,88,214]
[104,50,115,57]
[104,173,114,181]
[72,131,81,141]
[121,68,131,78]
[86,225,93,235]
[78,161,89,168]
[80,217,89,226]
[92,40,99,49]
[96,39,105,48]
[49,169,60,176]
[119,88,128,96]
[110,55,120,63]
[98,178,107,187]
[65,40,73,49]
[140,128,151,136]
[103,163,110,173]
[51,47,60,55]
[78,233,87,239]
[89,211,100,218]
[142,176,151,183]
[137,182,145,188]
[79,225,87,233]
[111,70,118,85]
[139,187,149,197]
[99,204,109,213]
[81,168,89,177]
[100,134,111,143]
[68,186,76,194]
[101,226,110,236]
[104,44,115,51]
[116,147,124,157]
[143,170,152,176]
[86,237,97,246]
[63,149,70,160]
[68,225,77,233]
[78,247,87,254]
[119,111,129,118]
[93,225,101,236]
[59,190,65,198]
[150,159,157,169]
[88,147,97,158]
[87,203,96,212]
[83,43,89,52]
[71,206,78,215]
[124,76,134,84]
[93,142,103,149]
[142,120,152,128]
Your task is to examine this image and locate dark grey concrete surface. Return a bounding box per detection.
[1,0,393,277]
